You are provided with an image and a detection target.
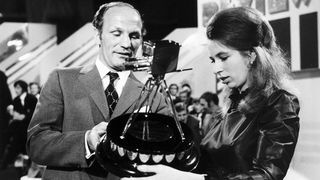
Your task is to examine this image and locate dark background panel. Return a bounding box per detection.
[300,12,318,70]
[0,0,198,43]
[270,17,291,65]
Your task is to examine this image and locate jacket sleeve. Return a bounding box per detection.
[205,90,300,180]
[26,69,89,168]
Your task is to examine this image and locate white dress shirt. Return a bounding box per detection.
[95,58,130,96]
[19,92,27,106]
[85,57,131,159]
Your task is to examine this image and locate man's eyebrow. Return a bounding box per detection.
[130,30,142,35]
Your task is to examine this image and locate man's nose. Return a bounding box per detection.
[120,35,131,48]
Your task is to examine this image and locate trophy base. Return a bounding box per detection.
[95,113,200,177]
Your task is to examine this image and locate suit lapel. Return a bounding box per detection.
[111,72,143,119]
[78,64,109,122]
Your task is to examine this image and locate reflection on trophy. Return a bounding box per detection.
[95,40,199,177]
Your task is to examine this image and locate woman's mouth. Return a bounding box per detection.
[219,76,229,83]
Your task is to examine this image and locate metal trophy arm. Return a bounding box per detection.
[120,74,186,141]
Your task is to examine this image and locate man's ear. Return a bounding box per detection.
[95,30,101,47]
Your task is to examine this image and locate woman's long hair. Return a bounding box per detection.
[206,7,296,116]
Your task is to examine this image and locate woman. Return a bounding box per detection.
[123,7,300,180]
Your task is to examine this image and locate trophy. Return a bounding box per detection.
[95,40,199,177]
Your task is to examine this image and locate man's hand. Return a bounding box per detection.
[12,111,25,121]
[87,122,108,152]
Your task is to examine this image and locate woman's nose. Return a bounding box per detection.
[213,61,223,74]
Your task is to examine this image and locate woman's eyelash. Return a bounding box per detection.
[209,57,215,63]
[220,57,228,60]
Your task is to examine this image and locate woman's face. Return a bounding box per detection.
[208,40,251,91]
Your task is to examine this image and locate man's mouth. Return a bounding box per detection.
[116,52,132,58]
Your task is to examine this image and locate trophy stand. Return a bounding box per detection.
[120,74,185,141]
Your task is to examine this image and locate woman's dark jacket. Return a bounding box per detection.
[198,89,300,180]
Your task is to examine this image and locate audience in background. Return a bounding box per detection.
[29,82,41,99]
[179,83,194,112]
[0,80,37,169]
[175,102,202,148]
[168,83,181,104]
[198,92,220,134]
[187,98,202,116]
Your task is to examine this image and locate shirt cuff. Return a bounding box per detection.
[85,130,95,159]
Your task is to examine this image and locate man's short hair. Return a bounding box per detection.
[200,92,219,106]
[175,102,187,113]
[14,80,28,93]
[92,2,145,37]
[169,83,179,90]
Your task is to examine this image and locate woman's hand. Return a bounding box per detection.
[121,164,205,180]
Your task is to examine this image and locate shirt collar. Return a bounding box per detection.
[20,92,27,100]
[95,57,131,84]
[96,57,111,80]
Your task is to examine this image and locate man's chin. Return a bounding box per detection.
[111,63,126,71]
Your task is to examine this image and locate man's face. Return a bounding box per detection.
[30,84,40,95]
[169,86,178,96]
[177,110,187,122]
[99,6,143,71]
[14,85,23,96]
[179,92,188,103]
[199,98,209,112]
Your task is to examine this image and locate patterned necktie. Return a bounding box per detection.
[105,72,119,116]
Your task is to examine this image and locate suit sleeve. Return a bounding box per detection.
[150,89,172,116]
[26,69,89,168]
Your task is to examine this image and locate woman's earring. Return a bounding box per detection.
[247,59,255,68]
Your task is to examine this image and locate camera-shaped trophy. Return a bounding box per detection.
[95,40,199,177]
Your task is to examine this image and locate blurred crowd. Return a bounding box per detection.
[167,82,220,145]
[0,71,44,179]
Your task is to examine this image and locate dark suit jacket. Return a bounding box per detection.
[3,93,37,157]
[0,71,12,130]
[27,64,170,180]
[12,93,38,128]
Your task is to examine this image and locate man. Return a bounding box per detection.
[26,2,169,180]
[179,83,194,112]
[198,91,220,135]
[175,102,202,148]
[29,82,41,99]
[168,83,181,104]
